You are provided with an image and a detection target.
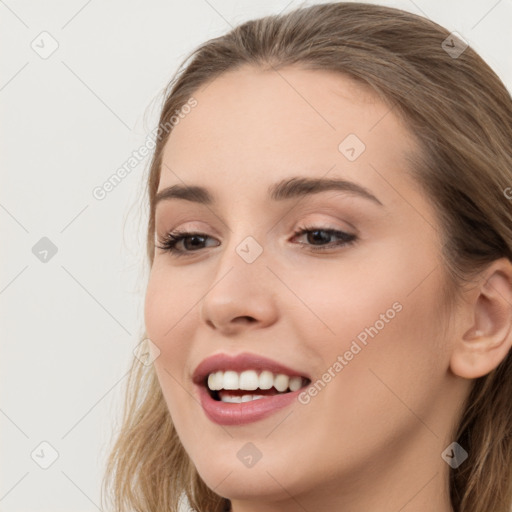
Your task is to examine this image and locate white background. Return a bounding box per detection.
[1,1,511,511]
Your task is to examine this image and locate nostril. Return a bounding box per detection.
[234,316,256,324]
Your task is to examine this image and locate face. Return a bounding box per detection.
[144,66,464,508]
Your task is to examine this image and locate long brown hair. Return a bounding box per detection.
[101,3,512,511]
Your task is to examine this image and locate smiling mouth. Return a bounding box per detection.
[205,369,311,403]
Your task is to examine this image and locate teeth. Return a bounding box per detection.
[223,370,239,390]
[289,376,302,392]
[259,370,274,390]
[239,370,259,390]
[274,374,289,392]
[220,394,266,403]
[207,371,223,391]
[206,370,304,393]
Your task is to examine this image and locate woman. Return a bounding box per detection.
[102,2,512,511]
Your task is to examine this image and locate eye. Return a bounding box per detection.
[155,225,358,257]
[291,224,357,251]
[155,229,219,257]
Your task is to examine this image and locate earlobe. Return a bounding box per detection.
[449,258,512,380]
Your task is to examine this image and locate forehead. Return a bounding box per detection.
[158,65,422,209]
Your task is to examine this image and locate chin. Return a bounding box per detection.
[191,447,312,503]
[197,466,297,502]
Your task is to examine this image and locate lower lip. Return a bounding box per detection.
[196,384,302,425]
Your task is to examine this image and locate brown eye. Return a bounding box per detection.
[292,226,357,250]
[156,230,219,256]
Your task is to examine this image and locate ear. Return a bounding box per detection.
[450,258,512,379]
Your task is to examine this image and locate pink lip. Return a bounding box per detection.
[196,384,304,426]
[192,352,311,426]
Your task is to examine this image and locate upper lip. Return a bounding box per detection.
[192,352,311,386]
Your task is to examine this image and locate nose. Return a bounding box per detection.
[199,236,279,336]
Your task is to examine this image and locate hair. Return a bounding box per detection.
[101,2,512,512]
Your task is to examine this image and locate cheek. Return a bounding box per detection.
[144,264,197,342]
[321,269,448,436]
[279,258,405,348]
[144,274,170,347]
[143,266,200,388]
[144,269,198,423]
[291,248,448,409]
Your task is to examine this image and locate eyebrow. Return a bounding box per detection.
[154,176,383,207]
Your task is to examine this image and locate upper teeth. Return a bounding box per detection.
[207,370,303,392]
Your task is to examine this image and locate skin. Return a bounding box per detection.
[144,65,512,512]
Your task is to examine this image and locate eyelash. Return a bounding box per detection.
[155,224,357,257]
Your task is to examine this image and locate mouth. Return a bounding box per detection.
[205,370,311,403]
[192,352,312,425]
